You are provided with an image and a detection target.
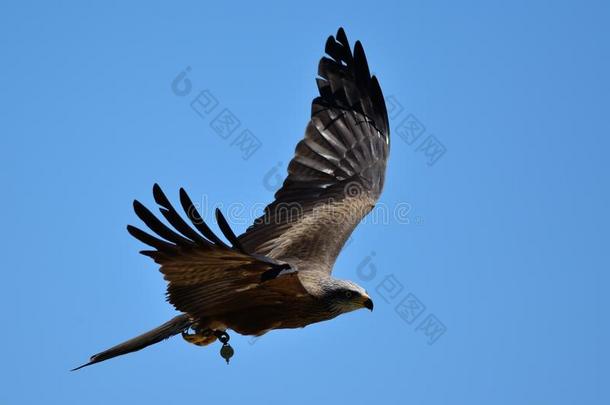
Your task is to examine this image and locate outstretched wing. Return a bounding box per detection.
[238,28,390,273]
[128,184,307,319]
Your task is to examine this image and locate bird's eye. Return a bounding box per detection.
[344,291,353,299]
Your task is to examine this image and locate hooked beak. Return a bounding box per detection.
[362,296,374,311]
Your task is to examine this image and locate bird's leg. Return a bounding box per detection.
[212,330,229,342]
[181,325,218,346]
[214,330,235,364]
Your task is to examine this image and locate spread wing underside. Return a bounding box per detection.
[238,28,390,273]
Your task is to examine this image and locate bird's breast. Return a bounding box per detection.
[219,299,337,336]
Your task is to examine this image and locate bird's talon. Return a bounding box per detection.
[181,328,218,346]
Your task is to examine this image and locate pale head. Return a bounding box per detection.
[319,278,374,314]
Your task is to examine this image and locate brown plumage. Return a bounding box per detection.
[74,27,389,370]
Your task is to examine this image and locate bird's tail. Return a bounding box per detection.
[72,314,192,371]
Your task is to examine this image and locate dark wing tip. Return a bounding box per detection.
[152,183,173,210]
[126,224,139,237]
[152,183,164,200]
[178,188,191,207]
[71,357,96,371]
[370,75,390,137]
[336,27,349,48]
[132,199,144,212]
[353,40,372,84]
[215,207,245,253]
[179,187,230,248]
[314,29,389,138]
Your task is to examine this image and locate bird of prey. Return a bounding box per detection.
[74,27,390,369]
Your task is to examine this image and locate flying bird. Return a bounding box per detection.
[74,27,390,369]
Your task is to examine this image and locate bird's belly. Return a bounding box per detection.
[219,305,333,336]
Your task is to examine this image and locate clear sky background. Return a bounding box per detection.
[1,1,608,404]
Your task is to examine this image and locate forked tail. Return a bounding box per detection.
[72,314,192,371]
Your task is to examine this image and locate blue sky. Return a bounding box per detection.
[1,1,608,404]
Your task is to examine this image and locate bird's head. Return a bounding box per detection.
[321,279,374,314]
